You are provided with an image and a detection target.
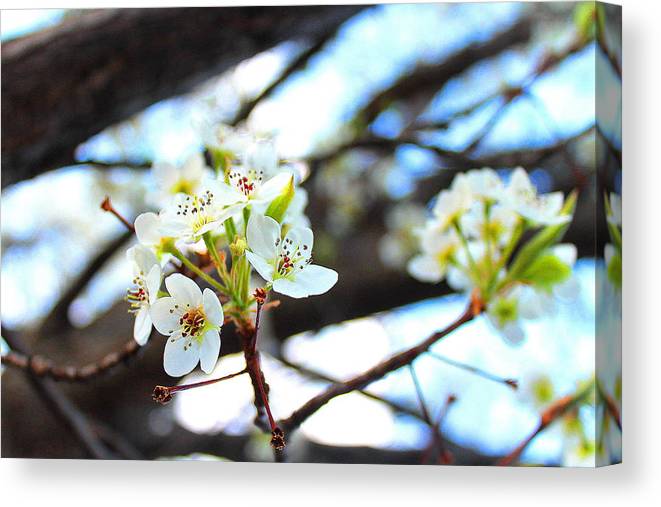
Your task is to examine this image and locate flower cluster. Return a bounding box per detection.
[407,168,577,344]
[125,124,338,376]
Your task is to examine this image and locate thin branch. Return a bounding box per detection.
[2,332,114,459]
[596,381,622,432]
[278,356,431,424]
[152,368,248,404]
[279,302,478,433]
[426,351,518,390]
[496,381,594,466]
[2,339,143,382]
[100,196,135,232]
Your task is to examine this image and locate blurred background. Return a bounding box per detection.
[1,2,621,465]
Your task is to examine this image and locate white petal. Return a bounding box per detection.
[500,321,526,346]
[203,288,223,327]
[407,255,445,283]
[272,278,310,298]
[163,336,200,377]
[247,213,280,259]
[255,172,291,202]
[245,251,275,282]
[209,180,246,207]
[293,265,338,296]
[199,329,221,374]
[126,244,159,276]
[150,297,182,335]
[284,226,314,261]
[183,152,205,180]
[134,307,152,346]
[135,212,162,245]
[146,264,162,304]
[165,273,202,308]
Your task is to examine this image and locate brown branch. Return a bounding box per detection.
[1,6,365,188]
[279,356,430,425]
[100,196,135,232]
[597,381,622,432]
[353,16,532,126]
[152,368,248,404]
[1,339,142,382]
[279,302,477,433]
[496,381,594,466]
[2,332,114,459]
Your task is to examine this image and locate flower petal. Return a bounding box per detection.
[134,306,152,346]
[135,212,162,245]
[407,254,445,283]
[273,265,338,298]
[163,336,200,377]
[203,288,223,327]
[272,278,310,298]
[165,273,202,308]
[146,264,162,304]
[255,172,291,202]
[199,329,221,374]
[150,297,181,335]
[284,226,313,262]
[247,213,280,259]
[246,251,275,283]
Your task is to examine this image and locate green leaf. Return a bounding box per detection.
[519,254,571,291]
[265,175,295,223]
[506,190,577,282]
[607,251,622,289]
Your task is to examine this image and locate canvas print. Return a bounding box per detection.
[1,2,621,466]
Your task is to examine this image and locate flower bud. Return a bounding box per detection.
[230,236,248,258]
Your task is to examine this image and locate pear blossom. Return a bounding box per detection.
[150,274,223,377]
[460,200,519,247]
[152,152,209,201]
[407,226,460,283]
[465,167,504,201]
[159,182,242,243]
[504,168,569,226]
[245,213,338,298]
[126,245,162,345]
[431,174,473,231]
[214,165,293,212]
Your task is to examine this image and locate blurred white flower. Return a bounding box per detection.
[505,168,569,226]
[150,274,223,377]
[407,227,459,283]
[245,213,338,298]
[151,153,210,204]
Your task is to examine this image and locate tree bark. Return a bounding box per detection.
[1,6,364,188]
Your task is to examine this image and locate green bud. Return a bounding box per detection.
[265,175,295,224]
[230,236,248,258]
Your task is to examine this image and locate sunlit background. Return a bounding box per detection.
[1,3,621,465]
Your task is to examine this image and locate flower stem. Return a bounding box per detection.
[203,232,231,286]
[169,246,228,294]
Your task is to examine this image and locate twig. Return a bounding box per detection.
[421,394,457,464]
[152,368,248,404]
[596,381,622,431]
[407,364,447,464]
[496,381,594,466]
[278,356,430,424]
[426,351,518,390]
[100,196,135,232]
[2,339,142,382]
[279,303,477,433]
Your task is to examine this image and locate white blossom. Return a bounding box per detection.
[504,168,569,226]
[151,153,209,203]
[126,245,162,345]
[150,274,223,377]
[245,213,338,298]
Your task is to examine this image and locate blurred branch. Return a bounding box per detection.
[496,380,594,466]
[2,338,142,382]
[596,380,622,432]
[231,21,344,126]
[1,6,364,188]
[39,230,133,336]
[352,16,533,126]
[2,332,114,459]
[279,302,477,433]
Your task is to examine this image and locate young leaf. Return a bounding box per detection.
[519,254,572,291]
[265,174,295,223]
